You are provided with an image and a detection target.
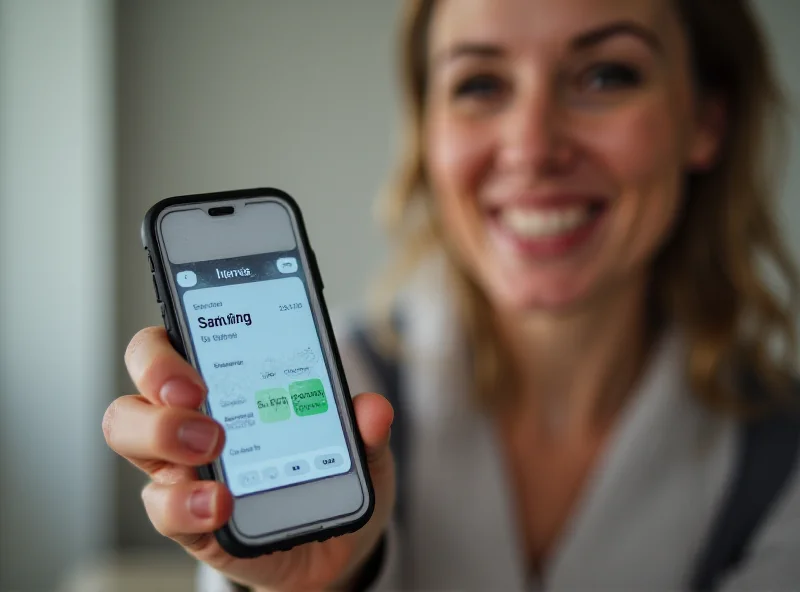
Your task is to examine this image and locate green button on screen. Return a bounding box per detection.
[255,388,291,423]
[289,379,328,417]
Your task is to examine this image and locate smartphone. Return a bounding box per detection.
[141,187,374,557]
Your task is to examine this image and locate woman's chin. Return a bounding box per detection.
[476,212,609,313]
[484,270,599,315]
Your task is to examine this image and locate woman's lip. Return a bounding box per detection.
[487,203,608,259]
[485,194,610,210]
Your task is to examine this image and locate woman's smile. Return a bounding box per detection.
[486,193,610,260]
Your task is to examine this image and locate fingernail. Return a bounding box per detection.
[189,487,214,519]
[160,379,204,407]
[178,420,219,455]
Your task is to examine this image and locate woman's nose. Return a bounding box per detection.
[496,89,577,176]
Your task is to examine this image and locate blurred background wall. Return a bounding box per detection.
[0,1,798,590]
[0,0,115,590]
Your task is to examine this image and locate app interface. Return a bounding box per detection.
[174,251,351,497]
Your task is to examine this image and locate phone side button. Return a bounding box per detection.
[162,312,186,357]
[310,250,324,290]
[152,274,162,303]
[162,306,173,333]
[159,302,173,334]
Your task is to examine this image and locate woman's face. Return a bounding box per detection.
[425,0,723,313]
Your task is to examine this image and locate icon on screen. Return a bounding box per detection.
[276,258,298,274]
[176,270,197,287]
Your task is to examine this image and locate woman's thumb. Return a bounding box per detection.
[352,392,394,466]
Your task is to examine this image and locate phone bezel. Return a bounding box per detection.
[142,188,375,557]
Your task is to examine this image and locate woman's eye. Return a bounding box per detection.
[579,63,642,92]
[452,74,505,100]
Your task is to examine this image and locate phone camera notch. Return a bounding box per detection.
[208,206,235,217]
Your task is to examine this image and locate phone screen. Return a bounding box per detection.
[172,249,352,497]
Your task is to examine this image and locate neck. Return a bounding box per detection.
[497,278,653,434]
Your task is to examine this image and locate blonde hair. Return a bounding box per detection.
[375,0,799,415]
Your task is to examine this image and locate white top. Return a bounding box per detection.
[199,270,800,591]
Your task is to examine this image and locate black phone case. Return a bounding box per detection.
[141,187,375,558]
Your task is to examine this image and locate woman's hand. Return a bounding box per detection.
[103,326,396,591]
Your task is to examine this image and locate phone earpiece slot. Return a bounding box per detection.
[208,206,235,217]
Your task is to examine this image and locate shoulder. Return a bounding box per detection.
[732,369,800,501]
[718,370,800,587]
[717,430,800,589]
[735,370,800,442]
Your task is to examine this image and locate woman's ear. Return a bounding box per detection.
[687,96,727,171]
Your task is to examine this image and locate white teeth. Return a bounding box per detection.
[501,206,590,238]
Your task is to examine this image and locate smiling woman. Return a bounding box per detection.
[382,0,797,416]
[364,0,799,587]
[104,1,800,591]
